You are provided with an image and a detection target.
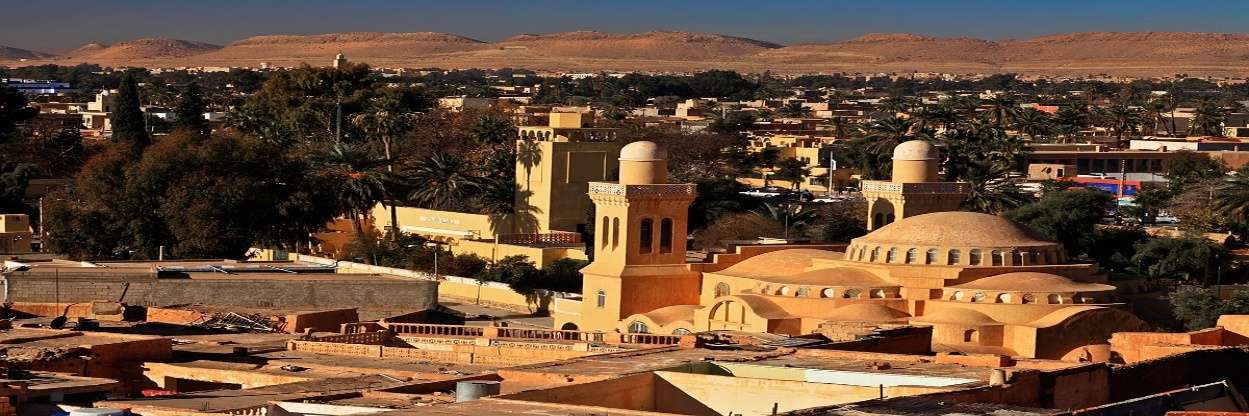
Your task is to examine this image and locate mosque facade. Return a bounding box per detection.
[555,139,1147,362]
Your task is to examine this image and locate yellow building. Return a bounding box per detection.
[0,214,33,253]
[517,111,620,142]
[557,139,1148,361]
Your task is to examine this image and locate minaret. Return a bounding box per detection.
[333,52,347,69]
[860,140,968,230]
[575,141,701,332]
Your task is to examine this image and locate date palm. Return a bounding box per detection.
[1214,170,1249,224]
[983,95,1019,128]
[405,152,481,210]
[1012,108,1053,142]
[1189,101,1227,137]
[310,142,392,239]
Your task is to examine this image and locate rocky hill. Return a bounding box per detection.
[59,38,221,61]
[0,45,53,60]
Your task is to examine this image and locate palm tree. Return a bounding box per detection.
[880,96,917,116]
[310,142,391,240]
[914,103,960,132]
[471,115,516,147]
[353,93,418,241]
[983,95,1019,128]
[405,152,482,210]
[778,101,812,118]
[1213,170,1249,221]
[751,203,818,239]
[773,158,811,190]
[1101,104,1144,147]
[861,116,923,155]
[961,162,1033,214]
[1190,101,1227,137]
[1145,97,1177,136]
[1012,108,1053,142]
[476,177,541,234]
[1052,105,1089,143]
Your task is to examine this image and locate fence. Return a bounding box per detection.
[385,323,485,337]
[336,322,687,347]
[494,232,582,246]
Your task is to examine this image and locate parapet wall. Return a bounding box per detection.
[0,272,438,313]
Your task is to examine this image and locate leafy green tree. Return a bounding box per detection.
[0,164,37,214]
[1132,234,1228,283]
[112,73,150,148]
[1005,188,1112,257]
[1170,286,1249,330]
[173,82,209,135]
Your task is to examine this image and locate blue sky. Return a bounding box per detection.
[4,0,1249,52]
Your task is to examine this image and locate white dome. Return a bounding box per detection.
[620,141,666,161]
[892,140,938,161]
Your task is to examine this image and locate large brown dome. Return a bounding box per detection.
[851,211,1056,249]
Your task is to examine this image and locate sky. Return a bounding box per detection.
[4,0,1249,53]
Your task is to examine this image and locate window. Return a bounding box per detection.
[628,321,650,334]
[970,249,982,265]
[714,282,730,297]
[796,287,810,297]
[948,249,961,265]
[596,290,606,309]
[971,292,986,302]
[778,286,791,296]
[991,250,1004,266]
[886,248,898,263]
[870,247,879,262]
[1048,294,1063,304]
[951,291,965,301]
[964,329,979,343]
[843,288,861,299]
[601,216,610,249]
[672,328,691,336]
[1022,293,1036,304]
[639,218,654,254]
[870,289,886,298]
[821,288,836,298]
[659,218,674,254]
[1012,250,1024,265]
[612,218,620,249]
[996,293,1012,303]
[905,248,918,264]
[926,249,938,265]
[1029,251,1040,265]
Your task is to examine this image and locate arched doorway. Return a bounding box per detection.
[560,322,579,331]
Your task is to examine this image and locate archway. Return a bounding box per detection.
[561,322,579,331]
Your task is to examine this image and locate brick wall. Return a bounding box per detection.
[1,272,437,312]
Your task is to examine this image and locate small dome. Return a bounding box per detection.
[952,272,1115,293]
[913,307,998,326]
[892,140,938,161]
[825,303,910,322]
[620,141,666,161]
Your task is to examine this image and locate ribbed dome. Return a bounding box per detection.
[851,212,1056,248]
[620,141,666,161]
[892,140,938,161]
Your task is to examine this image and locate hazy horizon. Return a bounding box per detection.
[4,0,1249,53]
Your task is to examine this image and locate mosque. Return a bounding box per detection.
[554,139,1148,362]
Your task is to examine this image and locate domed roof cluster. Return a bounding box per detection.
[620,141,666,161]
[951,272,1115,293]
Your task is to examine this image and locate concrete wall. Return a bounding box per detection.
[0,272,438,314]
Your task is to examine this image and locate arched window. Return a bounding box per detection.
[596,290,606,309]
[714,282,730,297]
[886,248,898,263]
[971,292,986,302]
[996,293,1013,303]
[659,218,674,254]
[561,322,579,331]
[870,247,880,262]
[964,329,979,343]
[870,289,886,298]
[628,321,650,334]
[611,218,620,249]
[778,286,791,296]
[1047,294,1063,304]
[1029,251,1040,265]
[639,218,654,254]
[1012,250,1024,265]
[926,249,939,264]
[601,216,610,249]
[951,291,965,301]
[905,248,918,264]
[991,250,1004,266]
[843,288,862,299]
[948,249,961,265]
[796,287,810,297]
[821,288,836,298]
[672,328,691,336]
[1022,293,1036,304]
[970,249,982,265]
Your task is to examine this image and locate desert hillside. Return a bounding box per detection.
[0,45,53,60]
[58,38,221,62]
[8,31,1249,76]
